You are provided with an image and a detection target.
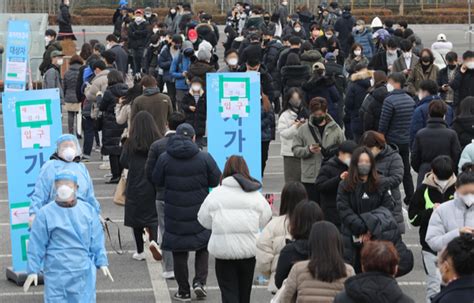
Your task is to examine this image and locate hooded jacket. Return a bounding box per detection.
[426,197,474,253]
[278,107,310,157]
[128,19,150,50]
[315,156,348,227]
[362,84,388,131]
[352,28,374,59]
[198,175,272,260]
[450,68,474,107]
[292,116,345,183]
[411,118,461,185]
[98,83,129,156]
[182,92,207,136]
[334,11,356,55]
[303,76,341,124]
[152,135,221,251]
[408,172,456,253]
[451,115,474,149]
[281,64,311,94]
[275,239,310,289]
[131,88,173,137]
[299,49,323,70]
[345,70,372,138]
[334,272,415,303]
[39,40,62,76]
[170,46,192,90]
[374,144,406,233]
[187,60,216,88]
[280,261,355,303]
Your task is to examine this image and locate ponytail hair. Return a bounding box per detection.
[456,162,474,187]
[440,234,474,277]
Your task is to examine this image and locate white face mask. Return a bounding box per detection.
[325,34,333,39]
[357,25,364,31]
[459,193,474,207]
[145,13,152,18]
[343,158,351,167]
[106,43,112,50]
[387,49,397,56]
[435,177,450,189]
[191,84,202,92]
[294,27,301,33]
[227,57,238,66]
[466,61,474,70]
[418,92,425,101]
[403,52,412,59]
[386,83,395,92]
[56,185,75,201]
[282,1,288,5]
[354,50,362,56]
[45,36,52,43]
[56,58,64,66]
[135,16,144,23]
[60,147,76,162]
[153,28,159,34]
[370,78,375,87]
[170,9,176,14]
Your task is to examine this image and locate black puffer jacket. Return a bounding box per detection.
[274,239,309,289]
[187,61,216,87]
[334,272,415,303]
[345,70,372,139]
[363,85,388,131]
[303,76,341,125]
[315,156,347,227]
[98,83,128,155]
[281,64,311,94]
[120,146,157,228]
[374,144,405,233]
[57,4,76,40]
[128,20,150,50]
[262,40,284,92]
[152,135,221,252]
[450,68,474,107]
[337,181,394,266]
[182,92,207,136]
[452,115,474,150]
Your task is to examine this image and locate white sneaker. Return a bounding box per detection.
[132,252,146,261]
[99,162,110,170]
[162,271,175,279]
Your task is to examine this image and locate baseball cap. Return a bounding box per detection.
[176,123,196,138]
[325,52,336,61]
[135,9,144,15]
[188,29,198,41]
[50,50,64,58]
[437,33,447,42]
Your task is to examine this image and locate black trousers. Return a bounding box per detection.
[303,182,319,203]
[165,81,177,111]
[173,248,209,295]
[394,142,414,204]
[215,257,256,303]
[109,154,123,179]
[261,141,270,177]
[132,224,158,253]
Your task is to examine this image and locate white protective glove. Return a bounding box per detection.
[23,274,38,292]
[28,214,36,228]
[100,266,114,282]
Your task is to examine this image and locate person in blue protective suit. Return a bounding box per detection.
[23,170,113,302]
[29,134,100,222]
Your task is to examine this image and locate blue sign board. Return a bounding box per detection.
[4,20,30,92]
[207,72,262,179]
[2,89,62,272]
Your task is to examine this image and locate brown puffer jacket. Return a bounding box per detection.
[279,260,355,303]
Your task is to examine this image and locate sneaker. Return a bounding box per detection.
[193,282,207,299]
[99,162,110,170]
[81,155,90,162]
[132,252,146,261]
[172,292,191,302]
[149,241,163,261]
[162,271,175,279]
[106,177,120,184]
[94,146,101,153]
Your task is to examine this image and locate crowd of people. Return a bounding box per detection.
[25,0,474,302]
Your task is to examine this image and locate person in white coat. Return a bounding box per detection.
[426,162,474,255]
[256,182,308,293]
[277,88,310,182]
[432,33,453,69]
[198,155,272,303]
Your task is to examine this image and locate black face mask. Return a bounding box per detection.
[173,44,181,50]
[421,56,431,63]
[448,64,457,69]
[312,115,325,125]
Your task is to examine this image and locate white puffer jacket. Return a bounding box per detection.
[256,215,290,292]
[198,176,272,260]
[278,109,300,157]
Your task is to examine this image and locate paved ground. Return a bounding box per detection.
[0,22,469,302]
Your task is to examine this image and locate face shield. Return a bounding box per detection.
[54,170,78,207]
[56,134,82,162]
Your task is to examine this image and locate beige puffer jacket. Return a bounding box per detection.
[279,260,355,303]
[256,215,290,292]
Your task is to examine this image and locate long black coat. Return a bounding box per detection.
[363,85,388,131]
[98,83,128,156]
[452,115,474,150]
[315,156,347,227]
[57,4,76,40]
[280,64,311,94]
[120,146,157,228]
[152,135,221,252]
[182,92,207,136]
[302,76,341,124]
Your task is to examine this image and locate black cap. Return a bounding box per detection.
[339,140,358,154]
[45,29,57,37]
[176,123,196,138]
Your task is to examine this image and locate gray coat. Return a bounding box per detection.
[426,197,474,252]
[374,144,406,233]
[63,63,81,104]
[43,65,64,103]
[292,116,345,183]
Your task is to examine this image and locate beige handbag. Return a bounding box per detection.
[113,169,128,206]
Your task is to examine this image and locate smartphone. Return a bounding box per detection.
[311,143,320,149]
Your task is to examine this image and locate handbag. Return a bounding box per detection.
[307,124,339,161]
[113,169,128,206]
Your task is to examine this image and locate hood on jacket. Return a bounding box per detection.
[285,239,309,256]
[344,272,406,303]
[143,87,161,96]
[109,83,129,98]
[422,172,457,193]
[350,69,373,82]
[224,174,262,192]
[281,64,310,75]
[166,134,200,159]
[370,85,388,103]
[377,143,398,160]
[300,49,323,62]
[427,117,448,128]
[342,11,352,19]
[50,152,81,163]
